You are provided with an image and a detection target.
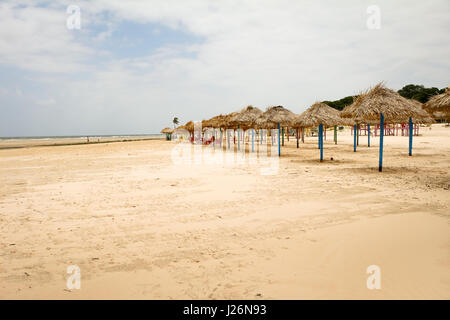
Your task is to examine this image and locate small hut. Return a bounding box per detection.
[341,83,433,171]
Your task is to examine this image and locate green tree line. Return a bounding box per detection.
[323,84,447,111]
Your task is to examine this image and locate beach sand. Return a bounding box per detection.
[0,125,449,299]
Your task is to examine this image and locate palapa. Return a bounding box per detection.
[255,106,296,128]
[160,127,174,134]
[228,106,263,129]
[423,87,450,115]
[292,102,349,128]
[341,83,432,124]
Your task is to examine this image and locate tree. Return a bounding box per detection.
[172,117,179,128]
[397,84,444,103]
[322,96,355,111]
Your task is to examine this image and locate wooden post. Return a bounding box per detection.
[287,127,289,142]
[368,124,370,147]
[282,127,285,146]
[318,127,320,149]
[409,117,413,156]
[353,125,357,152]
[302,127,304,143]
[296,128,299,148]
[319,124,323,162]
[237,126,240,150]
[379,113,384,172]
[277,123,281,156]
[356,124,359,146]
[334,125,337,145]
[252,128,254,152]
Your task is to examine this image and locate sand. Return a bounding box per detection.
[0,125,449,299]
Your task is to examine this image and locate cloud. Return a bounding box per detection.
[0,0,449,136]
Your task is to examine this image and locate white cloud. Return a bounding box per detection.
[0,0,449,136]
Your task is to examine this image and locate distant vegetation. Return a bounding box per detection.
[397,84,446,103]
[322,96,355,111]
[322,84,447,111]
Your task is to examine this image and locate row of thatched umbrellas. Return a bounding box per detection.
[166,83,448,172]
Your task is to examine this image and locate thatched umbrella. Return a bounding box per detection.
[160,127,174,140]
[423,87,450,116]
[341,83,431,171]
[228,106,263,152]
[219,112,239,149]
[160,127,173,134]
[201,114,228,147]
[292,102,351,161]
[182,121,195,133]
[255,106,296,156]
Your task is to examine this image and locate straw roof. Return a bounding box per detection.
[202,114,227,128]
[228,106,263,129]
[292,102,350,128]
[179,121,194,132]
[222,111,239,128]
[410,100,435,124]
[423,87,450,115]
[341,83,433,123]
[160,127,174,134]
[255,106,297,128]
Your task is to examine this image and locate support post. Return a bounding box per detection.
[252,128,254,152]
[409,117,413,156]
[237,126,240,150]
[296,128,299,148]
[277,123,281,156]
[282,127,285,146]
[356,124,359,146]
[368,124,371,147]
[379,113,384,172]
[319,124,323,162]
[353,125,357,152]
[334,125,337,145]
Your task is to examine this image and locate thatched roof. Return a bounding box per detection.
[341,83,433,123]
[292,102,351,127]
[202,114,227,128]
[160,127,174,134]
[423,87,450,114]
[255,106,296,128]
[228,106,263,129]
[221,111,239,128]
[178,121,194,132]
[410,100,435,124]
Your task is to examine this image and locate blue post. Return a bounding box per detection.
[379,113,384,172]
[318,127,320,149]
[409,117,413,156]
[319,124,323,162]
[353,125,357,152]
[368,124,371,147]
[252,128,254,152]
[237,126,240,151]
[277,122,281,156]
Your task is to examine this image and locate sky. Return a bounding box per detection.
[0,0,449,136]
